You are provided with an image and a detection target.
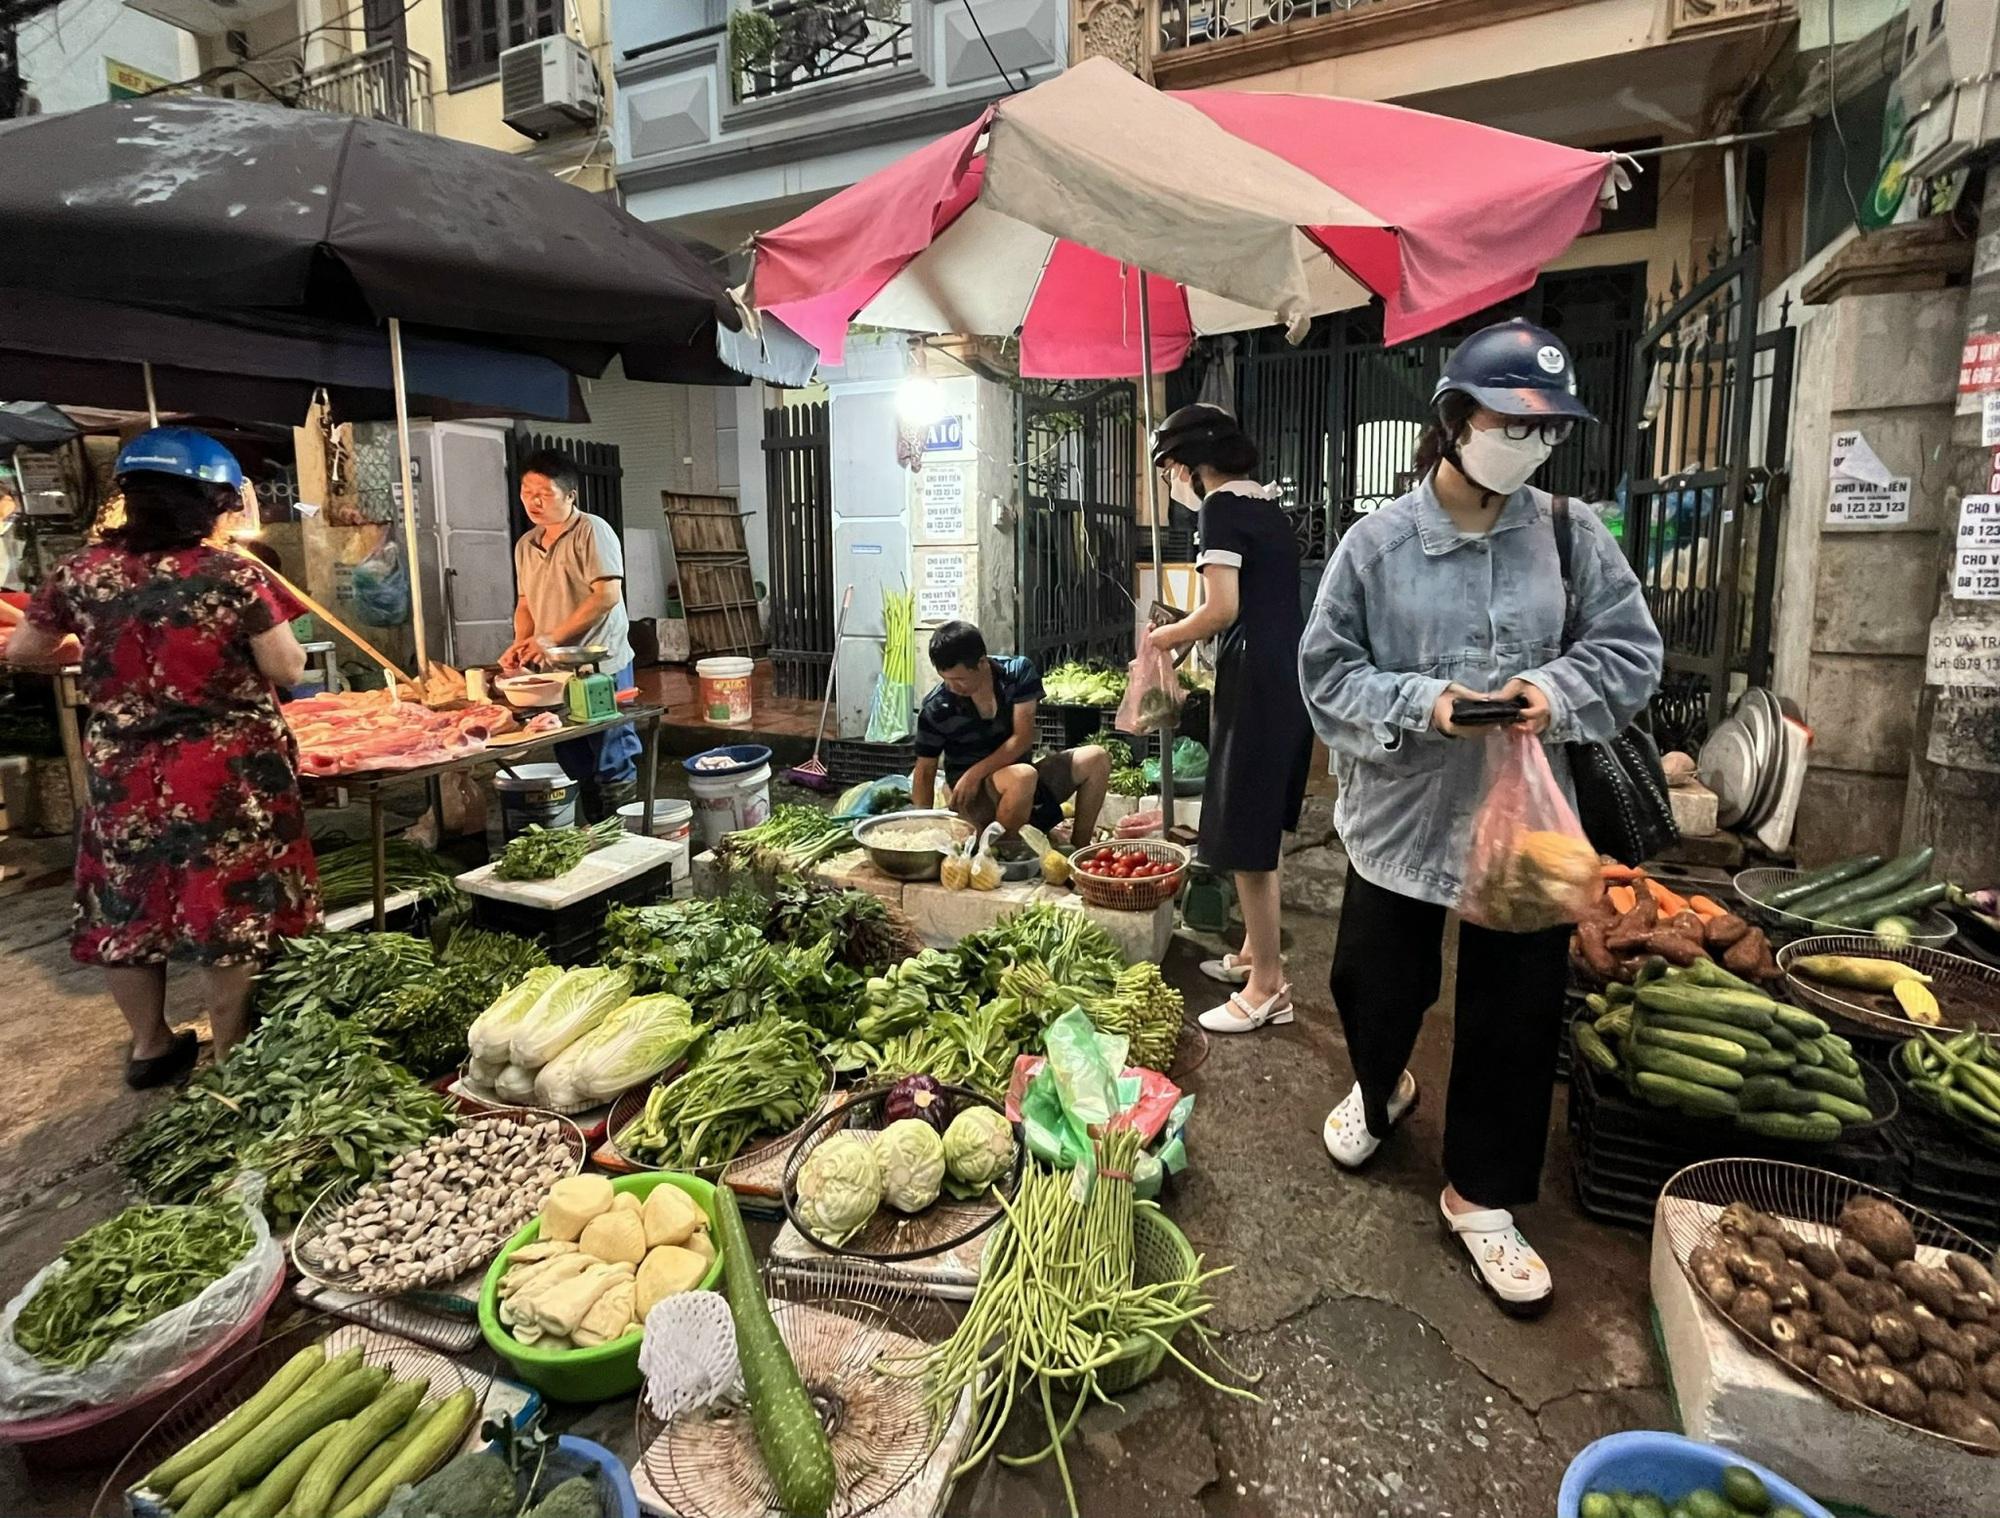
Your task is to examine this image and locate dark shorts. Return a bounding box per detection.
[963,751,1080,833]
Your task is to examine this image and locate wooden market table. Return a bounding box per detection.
[301,702,666,929]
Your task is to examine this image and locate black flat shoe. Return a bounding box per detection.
[125,1030,199,1090]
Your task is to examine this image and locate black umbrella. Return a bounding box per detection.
[0,96,736,359]
[0,402,80,449]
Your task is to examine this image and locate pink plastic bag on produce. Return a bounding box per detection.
[1457,727,1602,933]
[1115,643,1185,735]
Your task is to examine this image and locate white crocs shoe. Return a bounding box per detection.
[1321,1070,1418,1169]
[1441,1193,1553,1314]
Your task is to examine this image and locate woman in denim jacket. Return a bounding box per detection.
[1298,320,1662,1313]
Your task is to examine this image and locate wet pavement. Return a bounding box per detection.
[0,818,1669,1518]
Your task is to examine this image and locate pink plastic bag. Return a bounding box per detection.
[1457,727,1603,933]
[1115,643,1185,735]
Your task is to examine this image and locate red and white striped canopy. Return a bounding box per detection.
[748,58,1623,378]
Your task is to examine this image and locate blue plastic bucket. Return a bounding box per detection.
[1558,1432,1834,1518]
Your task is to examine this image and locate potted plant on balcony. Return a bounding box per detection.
[728,9,781,79]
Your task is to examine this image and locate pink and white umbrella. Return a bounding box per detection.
[748,56,1624,378]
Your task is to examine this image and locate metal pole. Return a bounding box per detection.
[1134,268,1175,833]
[142,362,159,426]
[387,317,431,672]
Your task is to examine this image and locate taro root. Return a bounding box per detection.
[1836,1239,1890,1280]
[1926,1392,2000,1448]
[1838,1195,1918,1266]
[1727,1252,1788,1297]
[1980,1357,2000,1401]
[1892,1259,1961,1316]
[1774,1228,1808,1260]
[1949,1292,1992,1325]
[1690,1244,1736,1307]
[1912,1306,1977,1364]
[1798,1241,1843,1281]
[1862,1343,1894,1367]
[1869,1311,1921,1362]
[1859,1364,1927,1419]
[1948,1252,2000,1309]
[1774,1267,1814,1312]
[1815,1334,1864,1364]
[1812,1282,1873,1347]
[1769,1314,1808,1350]
[1961,1323,2000,1360]
[1910,1349,1967,1393]
[1780,1342,1822,1375]
[1748,1235,1790,1271]
[1731,1287,1776,1343]
[1840,1274,1904,1316]
[1818,1355,1865,1402]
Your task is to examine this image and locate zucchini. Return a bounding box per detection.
[179,1366,391,1518]
[1735,1110,1842,1142]
[294,1377,429,1518]
[1634,1025,1749,1067]
[1761,854,1883,909]
[330,1387,478,1518]
[168,1349,367,1506]
[142,1345,326,1494]
[1793,1064,1867,1103]
[1636,985,1775,1030]
[1738,1075,1821,1114]
[1633,1071,1741,1117]
[1769,1004,1830,1039]
[1827,881,1949,929]
[1629,1044,1745,1091]
[1572,1021,1621,1075]
[329,1403,429,1513]
[1809,1090,1875,1125]
[1791,848,1933,920]
[234,1419,349,1518]
[713,1186,836,1517]
[1635,1013,1774,1052]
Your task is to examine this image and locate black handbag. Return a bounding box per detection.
[1550,496,1678,867]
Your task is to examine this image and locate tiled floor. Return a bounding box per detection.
[634,660,823,738]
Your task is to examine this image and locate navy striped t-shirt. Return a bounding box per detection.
[914,654,1042,778]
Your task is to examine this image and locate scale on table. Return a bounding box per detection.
[543,643,617,723]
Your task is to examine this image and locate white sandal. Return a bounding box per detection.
[1322,1070,1419,1169]
[1199,952,1254,986]
[1197,984,1294,1034]
[1441,1194,1553,1314]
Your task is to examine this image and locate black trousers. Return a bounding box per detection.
[1329,864,1571,1209]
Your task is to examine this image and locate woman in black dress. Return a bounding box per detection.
[1146,405,1313,1032]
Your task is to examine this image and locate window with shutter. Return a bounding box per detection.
[446,0,561,90]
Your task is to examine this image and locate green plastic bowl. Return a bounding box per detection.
[478,1172,724,1403]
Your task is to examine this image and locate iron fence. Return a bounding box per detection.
[763,400,835,700]
[1157,0,1391,52]
[293,43,434,132]
[1018,380,1138,668]
[733,0,913,100]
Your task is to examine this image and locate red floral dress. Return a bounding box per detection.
[27,544,321,966]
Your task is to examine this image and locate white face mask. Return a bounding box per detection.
[1166,466,1203,510]
[1456,425,1553,497]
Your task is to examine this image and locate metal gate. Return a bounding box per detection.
[762,399,835,700]
[1622,243,1794,754]
[505,431,624,546]
[1017,380,1138,668]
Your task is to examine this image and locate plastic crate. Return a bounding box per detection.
[1884,1099,2000,1249]
[1565,1034,1908,1229]
[822,739,917,787]
[470,857,678,965]
[1035,704,1103,753]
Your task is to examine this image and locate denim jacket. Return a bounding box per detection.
[1298,480,1664,909]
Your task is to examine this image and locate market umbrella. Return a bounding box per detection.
[0,290,587,425]
[749,56,1622,377]
[0,402,80,449]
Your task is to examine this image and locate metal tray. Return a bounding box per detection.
[1733,867,1958,948]
[1780,935,2000,1040]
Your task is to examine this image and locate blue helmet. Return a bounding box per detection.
[114,427,245,490]
[1432,319,1595,423]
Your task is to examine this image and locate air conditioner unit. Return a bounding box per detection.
[500,34,599,138]
[1896,0,2000,176]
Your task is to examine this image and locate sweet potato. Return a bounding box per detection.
[1576,920,1621,982]
[1724,928,1772,978]
[1704,912,1752,950]
[1668,909,1707,941]
[1645,929,1704,967]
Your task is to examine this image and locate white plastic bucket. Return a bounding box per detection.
[617,797,694,842]
[688,762,771,850]
[696,656,755,726]
[494,762,577,841]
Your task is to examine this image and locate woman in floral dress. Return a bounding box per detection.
[7,429,319,1087]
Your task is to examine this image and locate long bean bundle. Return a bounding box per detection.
[312,840,458,911]
[902,1132,1253,1516]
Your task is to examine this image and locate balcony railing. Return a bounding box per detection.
[729,0,914,102]
[1668,0,1788,29]
[1157,0,1390,53]
[293,43,435,132]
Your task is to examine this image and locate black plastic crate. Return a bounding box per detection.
[1885,1097,2000,1247]
[470,857,679,965]
[822,739,917,787]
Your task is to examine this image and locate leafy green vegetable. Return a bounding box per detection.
[617,1015,824,1171]
[1108,765,1150,798]
[312,839,457,912]
[865,998,1021,1098]
[715,804,855,872]
[793,1131,882,1245]
[1042,662,1127,707]
[762,879,920,972]
[957,905,1122,998]
[256,933,435,1023]
[493,817,627,881]
[943,1106,1015,1192]
[12,1200,255,1368]
[1083,730,1134,769]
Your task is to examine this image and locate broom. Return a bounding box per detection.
[782,584,853,790]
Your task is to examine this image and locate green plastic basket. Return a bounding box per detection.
[1099,1207,1199,1396]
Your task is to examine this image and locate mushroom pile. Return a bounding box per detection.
[313,1116,575,1291]
[1689,1195,2000,1447]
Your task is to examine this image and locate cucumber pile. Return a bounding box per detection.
[1756,848,1950,935]
[1579,1465,1805,1518]
[1574,959,1880,1141]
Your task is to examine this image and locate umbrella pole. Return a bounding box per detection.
[387,317,431,674]
[1134,266,1175,834]
[141,362,159,426]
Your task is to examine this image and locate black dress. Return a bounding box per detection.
[1195,483,1312,873]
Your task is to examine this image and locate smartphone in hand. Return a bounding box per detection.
[1451,695,1530,728]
